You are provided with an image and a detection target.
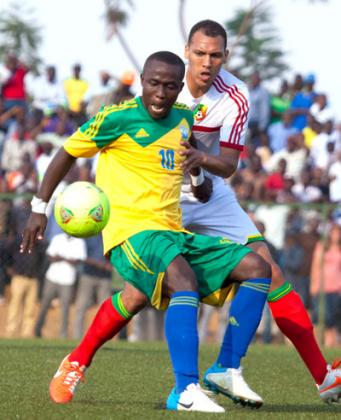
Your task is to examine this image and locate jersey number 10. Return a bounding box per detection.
[159,149,175,170]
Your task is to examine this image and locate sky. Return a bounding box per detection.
[1,0,341,119]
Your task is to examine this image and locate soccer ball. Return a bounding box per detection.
[54,181,110,238]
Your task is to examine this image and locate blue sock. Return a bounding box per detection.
[165,291,199,393]
[217,278,271,368]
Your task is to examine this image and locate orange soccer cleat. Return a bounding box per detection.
[49,354,86,404]
[318,358,341,403]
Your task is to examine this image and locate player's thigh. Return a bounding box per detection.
[163,254,197,296]
[110,230,184,310]
[183,233,252,306]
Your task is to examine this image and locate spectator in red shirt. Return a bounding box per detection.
[1,54,28,113]
[264,158,287,199]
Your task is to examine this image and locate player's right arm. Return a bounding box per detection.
[21,105,121,254]
[20,148,76,254]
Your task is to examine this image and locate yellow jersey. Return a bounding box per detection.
[64,96,193,254]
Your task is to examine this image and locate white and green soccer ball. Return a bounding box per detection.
[54,181,110,238]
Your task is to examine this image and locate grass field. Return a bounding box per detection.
[1,339,340,419]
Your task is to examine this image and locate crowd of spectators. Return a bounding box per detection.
[0,53,340,344]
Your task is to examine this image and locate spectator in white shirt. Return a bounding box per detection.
[34,233,87,338]
[27,65,66,122]
[310,120,337,170]
[264,133,307,181]
[328,151,341,203]
[292,167,322,203]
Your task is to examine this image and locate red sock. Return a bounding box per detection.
[269,290,327,384]
[69,297,130,367]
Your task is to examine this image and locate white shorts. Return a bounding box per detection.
[181,181,262,245]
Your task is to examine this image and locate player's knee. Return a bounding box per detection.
[239,252,272,280]
[121,286,148,314]
[252,253,272,279]
[163,272,198,296]
[269,261,285,287]
[249,241,283,284]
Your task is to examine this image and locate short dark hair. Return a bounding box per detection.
[188,20,227,49]
[143,51,185,80]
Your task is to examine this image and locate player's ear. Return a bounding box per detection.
[184,44,189,60]
[223,49,229,64]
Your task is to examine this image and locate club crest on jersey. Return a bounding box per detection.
[179,125,189,140]
[193,104,208,122]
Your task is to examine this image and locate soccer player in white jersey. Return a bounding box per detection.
[177,20,340,405]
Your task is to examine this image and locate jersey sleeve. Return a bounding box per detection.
[219,85,249,151]
[64,105,122,158]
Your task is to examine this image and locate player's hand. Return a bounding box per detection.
[191,176,213,203]
[20,213,47,254]
[180,141,207,173]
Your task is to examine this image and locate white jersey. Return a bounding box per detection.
[179,68,261,244]
[179,68,249,198]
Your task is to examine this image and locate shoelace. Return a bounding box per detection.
[192,384,220,404]
[202,388,216,398]
[62,363,85,390]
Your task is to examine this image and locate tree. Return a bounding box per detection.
[104,0,141,72]
[0,2,42,71]
[225,1,288,81]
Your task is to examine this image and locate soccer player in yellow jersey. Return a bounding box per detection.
[21,51,271,413]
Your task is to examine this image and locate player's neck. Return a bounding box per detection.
[185,72,209,99]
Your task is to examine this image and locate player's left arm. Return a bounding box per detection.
[21,107,119,254]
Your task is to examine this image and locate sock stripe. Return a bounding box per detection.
[168,296,199,308]
[240,279,271,294]
[112,292,132,319]
[244,281,271,289]
[240,283,270,293]
[170,296,199,302]
[267,281,293,302]
[168,302,199,308]
[169,297,199,304]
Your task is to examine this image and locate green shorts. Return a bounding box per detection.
[110,230,251,309]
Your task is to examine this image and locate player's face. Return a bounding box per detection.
[141,61,184,119]
[185,31,228,96]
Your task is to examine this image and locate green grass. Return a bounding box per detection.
[0,339,340,419]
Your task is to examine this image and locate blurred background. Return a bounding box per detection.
[0,0,340,347]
